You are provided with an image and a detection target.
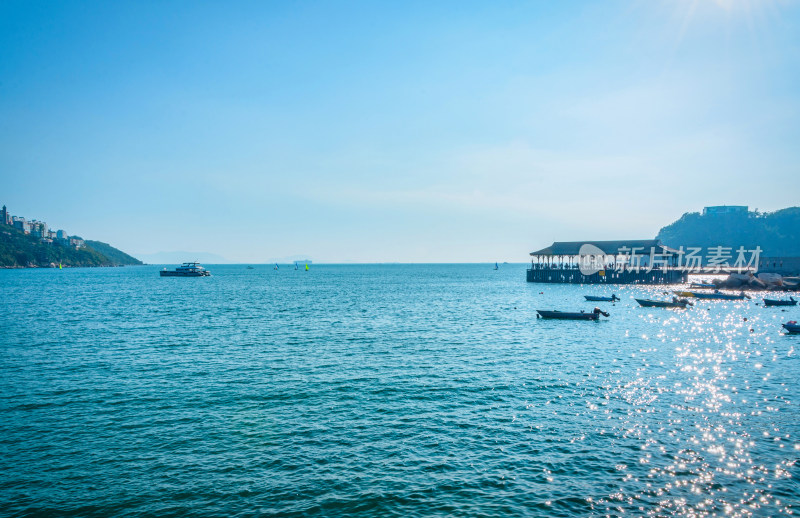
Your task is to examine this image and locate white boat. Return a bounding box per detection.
[160,262,211,277]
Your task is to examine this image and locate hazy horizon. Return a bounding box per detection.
[3,1,799,262]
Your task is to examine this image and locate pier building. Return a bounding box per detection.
[527,239,689,284]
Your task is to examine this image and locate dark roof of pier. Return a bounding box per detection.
[530,239,678,256]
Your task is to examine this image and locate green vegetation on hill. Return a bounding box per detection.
[656,207,800,257]
[85,240,142,266]
[0,225,142,267]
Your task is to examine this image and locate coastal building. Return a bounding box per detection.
[528,239,689,284]
[12,217,30,234]
[0,203,91,254]
[30,220,48,238]
[703,205,748,216]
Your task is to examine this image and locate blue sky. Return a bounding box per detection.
[2,0,799,262]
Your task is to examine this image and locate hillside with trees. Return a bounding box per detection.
[84,240,143,266]
[656,207,800,257]
[0,226,142,268]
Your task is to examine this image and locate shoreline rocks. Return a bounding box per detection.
[713,272,799,291]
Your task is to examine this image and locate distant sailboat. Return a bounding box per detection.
[58,262,62,270]
[294,262,298,270]
[305,263,309,271]
[494,262,499,270]
[274,263,279,270]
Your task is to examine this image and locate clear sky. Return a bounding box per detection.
[2,0,799,262]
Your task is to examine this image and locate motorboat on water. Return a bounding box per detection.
[636,297,692,308]
[678,290,750,300]
[764,297,797,307]
[536,307,609,320]
[690,282,716,289]
[782,321,800,334]
[160,262,211,277]
[692,290,749,300]
[584,294,619,302]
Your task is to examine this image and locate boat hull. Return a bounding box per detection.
[635,298,689,308]
[584,296,617,302]
[159,271,210,277]
[764,299,797,307]
[782,323,800,334]
[537,310,600,320]
[690,291,748,300]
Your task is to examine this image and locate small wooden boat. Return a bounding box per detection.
[536,307,610,320]
[584,294,619,302]
[782,321,800,334]
[674,291,695,297]
[636,297,692,308]
[764,297,797,307]
[689,290,750,300]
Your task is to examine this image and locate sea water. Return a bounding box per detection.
[1,264,798,516]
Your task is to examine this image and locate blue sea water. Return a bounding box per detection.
[1,264,798,517]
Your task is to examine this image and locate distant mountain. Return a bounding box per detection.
[656,207,800,257]
[134,251,232,264]
[267,255,314,264]
[1,226,142,267]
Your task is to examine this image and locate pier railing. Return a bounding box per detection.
[526,266,688,285]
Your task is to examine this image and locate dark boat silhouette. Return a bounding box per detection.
[584,294,619,302]
[782,321,800,334]
[764,297,796,307]
[536,307,609,320]
[636,297,692,308]
[689,290,749,300]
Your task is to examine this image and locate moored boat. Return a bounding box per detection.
[536,307,609,320]
[782,321,800,334]
[690,282,716,289]
[764,297,797,307]
[584,294,619,302]
[635,297,692,308]
[688,290,749,300]
[160,262,211,277]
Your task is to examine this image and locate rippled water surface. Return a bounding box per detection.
[1,264,798,516]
